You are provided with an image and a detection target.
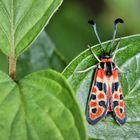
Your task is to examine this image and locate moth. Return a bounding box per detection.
[77,18,127,125]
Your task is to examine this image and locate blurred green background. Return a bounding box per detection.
[0,0,140,79]
[46,0,140,61]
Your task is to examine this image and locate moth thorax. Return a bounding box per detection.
[99,62,115,76]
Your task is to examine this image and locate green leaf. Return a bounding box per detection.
[0,51,8,73]
[0,0,63,57]
[16,31,67,80]
[0,69,87,140]
[63,35,140,139]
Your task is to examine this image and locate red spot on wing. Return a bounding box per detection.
[114,93,119,99]
[96,107,103,116]
[115,107,125,119]
[90,113,94,119]
[97,69,104,79]
[119,88,122,92]
[98,93,105,99]
[112,70,118,79]
[90,101,97,107]
[90,107,103,120]
[92,87,97,93]
[120,101,124,107]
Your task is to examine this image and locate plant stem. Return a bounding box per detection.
[9,0,16,80]
[8,55,16,80]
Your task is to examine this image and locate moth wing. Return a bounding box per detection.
[111,70,127,125]
[86,69,108,125]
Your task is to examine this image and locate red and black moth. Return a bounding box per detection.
[77,18,127,125]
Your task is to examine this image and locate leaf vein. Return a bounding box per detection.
[0,22,10,44]
[0,85,16,106]
[15,0,56,53]
[0,0,11,20]
[14,0,35,30]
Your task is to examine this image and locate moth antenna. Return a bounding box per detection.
[110,18,124,50]
[88,20,105,52]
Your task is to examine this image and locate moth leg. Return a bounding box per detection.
[116,65,127,74]
[75,65,96,74]
[88,45,100,62]
[112,38,121,60]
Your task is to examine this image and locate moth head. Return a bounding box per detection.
[100,52,112,60]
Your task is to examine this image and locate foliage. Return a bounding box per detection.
[0,69,87,140]
[0,0,62,56]
[0,0,87,140]
[0,0,140,139]
[17,31,67,80]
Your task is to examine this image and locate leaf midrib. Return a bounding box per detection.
[10,0,15,55]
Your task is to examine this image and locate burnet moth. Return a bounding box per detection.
[77,18,127,125]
